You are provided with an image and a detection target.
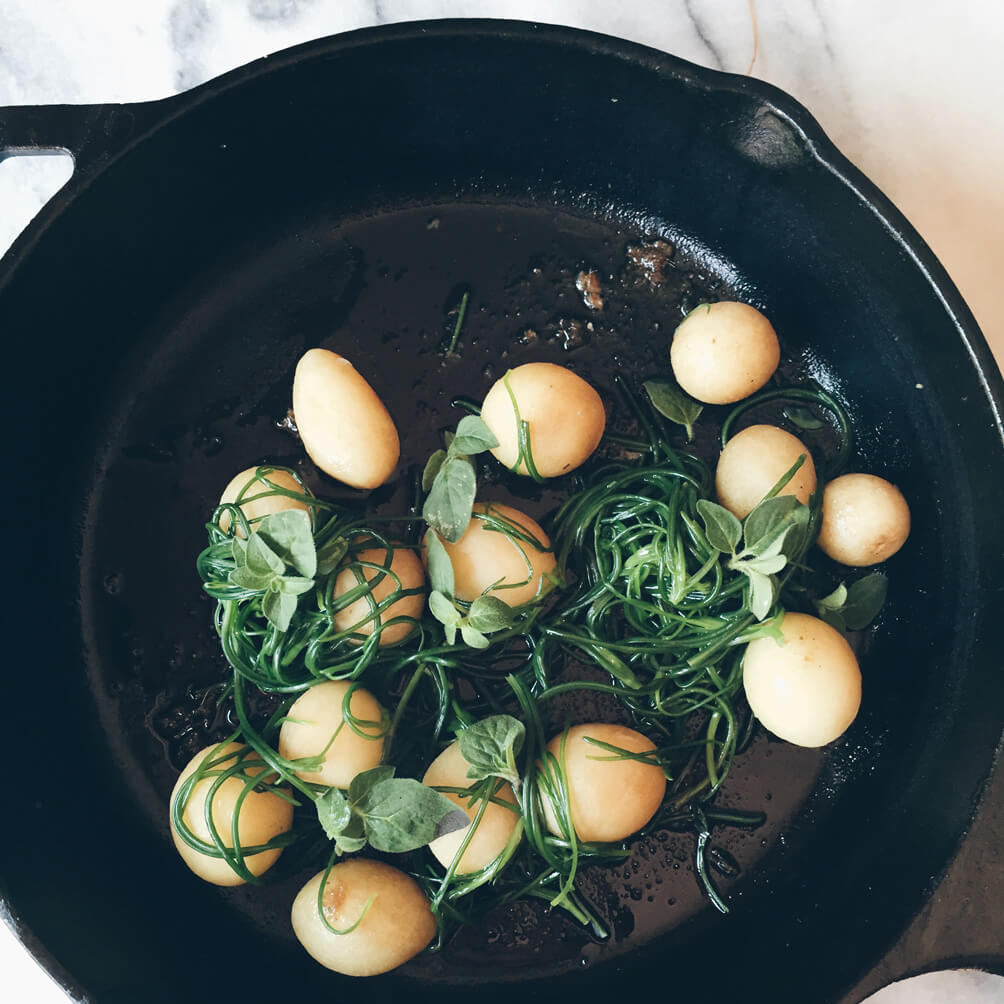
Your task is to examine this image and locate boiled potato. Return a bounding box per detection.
[170,741,292,886]
[278,680,386,788]
[716,424,817,519]
[670,301,780,404]
[423,741,521,873]
[427,502,557,607]
[540,723,665,842]
[291,859,436,976]
[480,362,605,477]
[332,544,426,645]
[217,466,310,535]
[743,611,862,747]
[817,473,911,566]
[292,348,400,489]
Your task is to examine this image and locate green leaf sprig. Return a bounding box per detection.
[643,377,704,440]
[422,415,499,542]
[227,510,317,631]
[815,572,887,632]
[458,714,526,790]
[316,766,469,856]
[425,528,518,648]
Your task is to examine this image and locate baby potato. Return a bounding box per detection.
[716,424,817,519]
[743,611,862,747]
[217,466,310,535]
[292,347,400,490]
[278,680,386,788]
[332,544,426,645]
[540,723,665,843]
[291,859,436,976]
[670,301,780,404]
[817,473,911,566]
[427,502,557,607]
[423,741,521,873]
[170,741,292,886]
[480,362,605,477]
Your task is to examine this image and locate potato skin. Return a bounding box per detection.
[743,612,862,747]
[423,741,521,873]
[169,741,292,886]
[480,362,605,477]
[426,502,557,607]
[817,473,911,566]
[291,859,436,976]
[292,348,400,489]
[541,724,666,842]
[278,680,386,788]
[670,301,780,405]
[217,466,310,535]
[332,545,426,645]
[716,424,817,519]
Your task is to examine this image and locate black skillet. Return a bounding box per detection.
[1,20,1002,1004]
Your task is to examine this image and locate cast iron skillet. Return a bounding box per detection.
[1,20,1002,1004]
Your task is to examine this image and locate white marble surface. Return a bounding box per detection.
[1,2,1002,1002]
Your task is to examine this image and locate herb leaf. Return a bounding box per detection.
[843,573,888,630]
[262,589,298,632]
[643,378,703,440]
[450,415,499,456]
[467,595,515,633]
[274,575,314,595]
[316,787,352,841]
[229,564,277,591]
[458,715,525,788]
[256,510,317,578]
[744,568,776,621]
[348,765,396,807]
[460,623,491,649]
[425,530,456,597]
[423,456,477,542]
[358,777,467,853]
[246,533,285,578]
[743,496,800,556]
[697,500,742,554]
[422,450,448,492]
[429,590,461,626]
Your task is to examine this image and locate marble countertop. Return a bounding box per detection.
[1,2,1002,1002]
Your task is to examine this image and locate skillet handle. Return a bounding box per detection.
[0,99,171,172]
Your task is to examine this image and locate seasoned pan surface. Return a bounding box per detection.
[1,21,1002,1004]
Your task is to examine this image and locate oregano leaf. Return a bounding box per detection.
[256,509,317,578]
[467,594,516,634]
[460,623,490,649]
[316,787,352,841]
[429,590,461,626]
[262,589,298,632]
[450,415,499,456]
[425,530,456,597]
[843,573,888,631]
[422,457,477,542]
[357,778,467,853]
[458,715,525,788]
[697,499,742,553]
[316,535,349,576]
[643,378,703,440]
[422,449,448,492]
[348,765,396,808]
[246,532,285,578]
[743,495,799,556]
[274,575,314,596]
[744,568,775,621]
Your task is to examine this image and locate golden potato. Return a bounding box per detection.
[480,362,605,477]
[743,611,862,747]
[292,348,399,489]
[217,466,310,535]
[817,473,911,566]
[670,301,780,404]
[332,544,426,645]
[540,723,665,842]
[169,741,292,886]
[291,859,436,976]
[427,502,557,607]
[278,680,386,788]
[423,741,521,873]
[716,424,817,519]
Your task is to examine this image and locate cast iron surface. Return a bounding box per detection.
[1,20,1001,1004]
